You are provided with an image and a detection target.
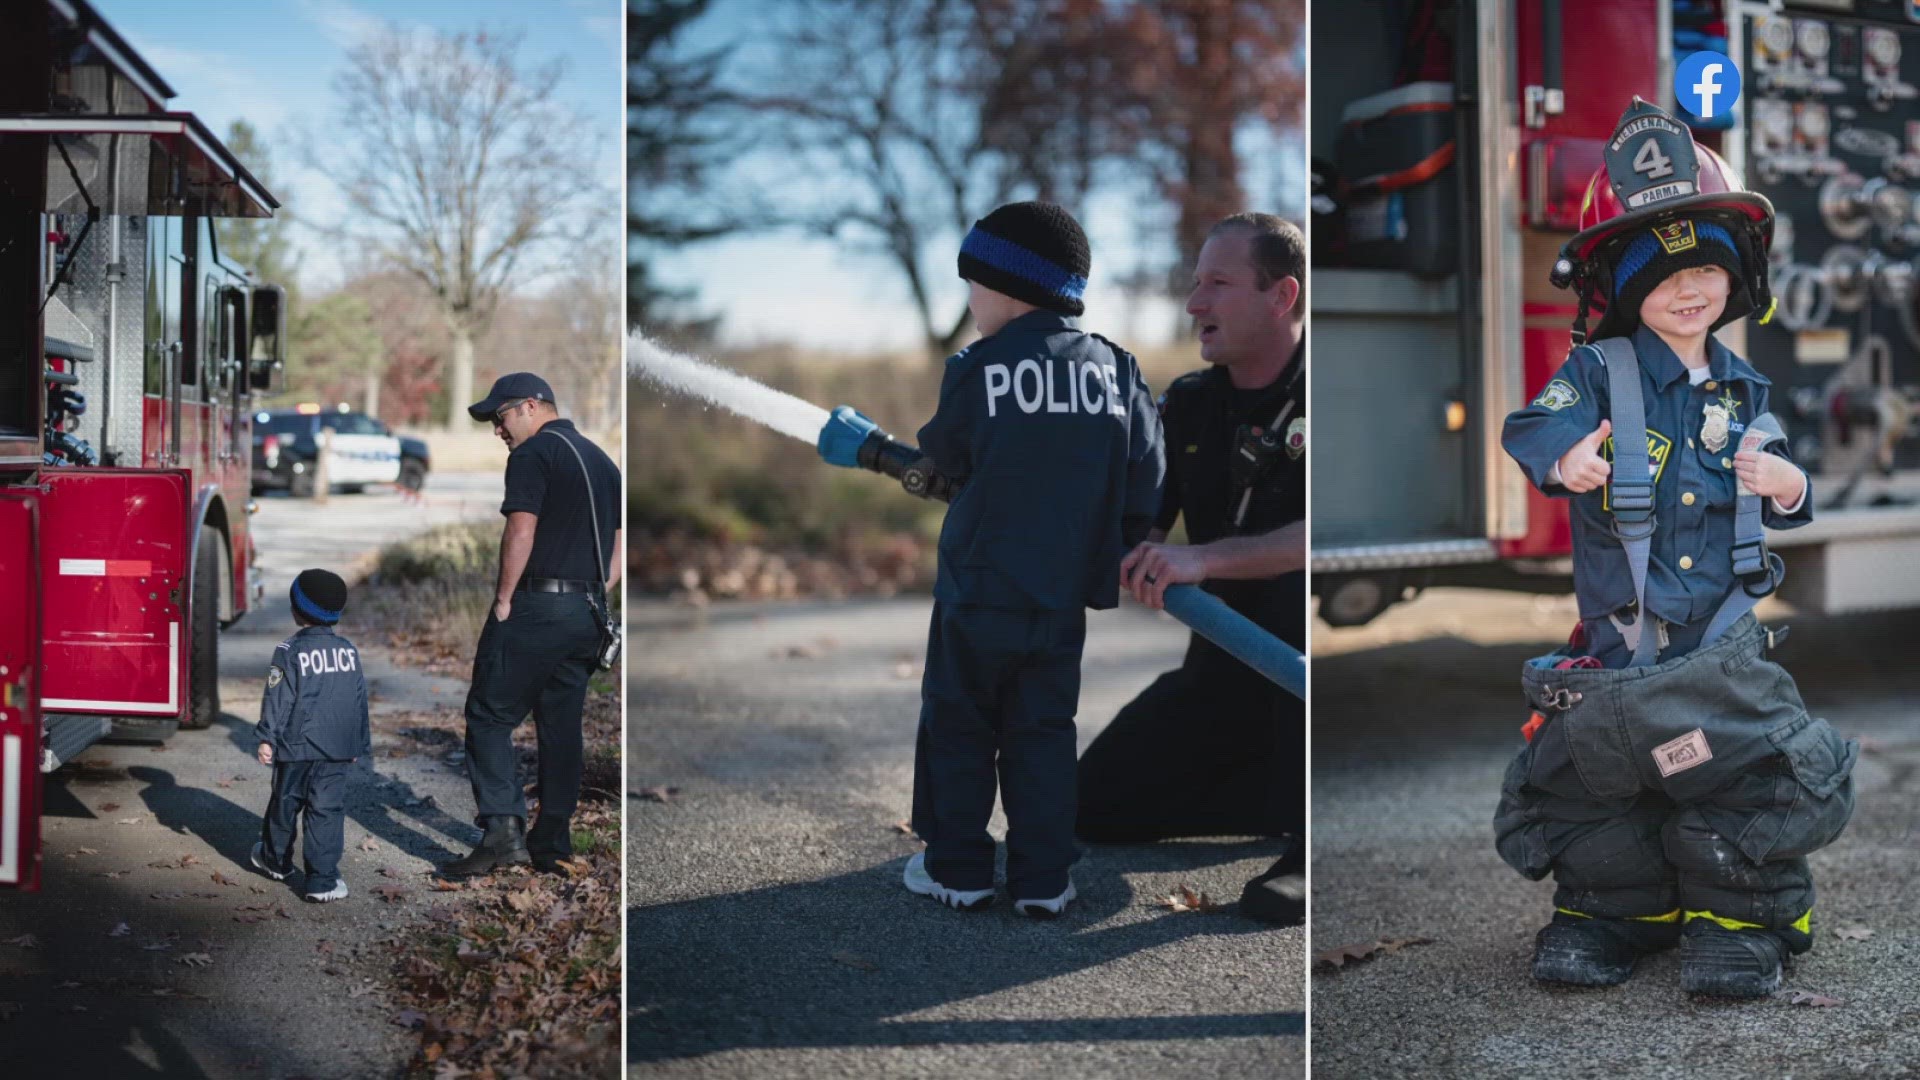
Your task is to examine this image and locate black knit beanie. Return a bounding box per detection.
[291,568,348,625]
[1597,216,1753,337]
[957,201,1092,317]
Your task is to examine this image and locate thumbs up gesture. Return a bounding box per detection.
[1556,419,1613,494]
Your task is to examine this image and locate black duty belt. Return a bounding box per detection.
[517,577,598,594]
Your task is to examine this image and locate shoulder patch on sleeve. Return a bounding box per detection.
[1533,379,1581,411]
[267,665,284,688]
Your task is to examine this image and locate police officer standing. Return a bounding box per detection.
[439,373,623,879]
[1077,213,1308,924]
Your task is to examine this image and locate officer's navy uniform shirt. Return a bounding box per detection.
[1155,336,1306,652]
[1502,325,1812,625]
[257,624,372,762]
[502,419,623,584]
[917,309,1165,611]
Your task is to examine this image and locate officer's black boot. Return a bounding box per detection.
[1531,912,1680,987]
[1679,922,1790,998]
[1240,839,1305,926]
[436,815,531,880]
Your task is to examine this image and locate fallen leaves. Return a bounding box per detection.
[148,854,201,870]
[6,934,39,949]
[372,885,408,904]
[1314,936,1436,971]
[636,786,679,804]
[1834,926,1874,942]
[359,837,381,853]
[210,871,239,888]
[1782,989,1843,1007]
[177,953,213,969]
[891,821,916,838]
[1153,884,1226,914]
[114,817,142,826]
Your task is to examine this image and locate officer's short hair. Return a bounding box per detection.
[1209,213,1305,296]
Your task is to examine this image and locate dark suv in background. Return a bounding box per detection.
[252,406,430,497]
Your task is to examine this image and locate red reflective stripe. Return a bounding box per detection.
[105,560,150,576]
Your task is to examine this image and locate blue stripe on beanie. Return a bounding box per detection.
[1613,220,1738,296]
[291,578,342,623]
[961,228,1089,302]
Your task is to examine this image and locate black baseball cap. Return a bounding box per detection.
[468,372,555,422]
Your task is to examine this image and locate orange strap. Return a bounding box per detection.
[1522,711,1547,743]
[1342,141,1457,197]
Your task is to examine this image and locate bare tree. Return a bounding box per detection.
[740,0,1031,361]
[309,26,603,427]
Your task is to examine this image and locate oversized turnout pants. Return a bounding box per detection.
[1494,615,1857,951]
[912,602,1085,901]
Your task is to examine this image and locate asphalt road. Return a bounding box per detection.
[1311,588,1920,1080]
[0,474,504,1078]
[628,597,1305,1079]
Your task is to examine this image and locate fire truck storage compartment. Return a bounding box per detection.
[0,492,41,889]
[1337,83,1460,274]
[35,469,189,718]
[1313,270,1472,543]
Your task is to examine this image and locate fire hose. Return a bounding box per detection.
[818,406,1307,700]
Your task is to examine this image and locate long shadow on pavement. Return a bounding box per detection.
[629,840,1302,1064]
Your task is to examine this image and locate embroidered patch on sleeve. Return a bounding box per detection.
[267,665,284,689]
[1533,379,1580,411]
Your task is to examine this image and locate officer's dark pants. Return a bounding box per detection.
[261,759,353,891]
[1076,633,1299,842]
[911,602,1085,900]
[1494,615,1858,951]
[464,590,601,858]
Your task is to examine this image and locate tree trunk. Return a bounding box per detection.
[446,326,475,431]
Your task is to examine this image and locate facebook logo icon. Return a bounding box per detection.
[1676,51,1741,121]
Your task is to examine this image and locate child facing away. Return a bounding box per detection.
[819,201,1165,917]
[1495,99,1858,998]
[250,568,372,903]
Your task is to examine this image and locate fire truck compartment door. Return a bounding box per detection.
[0,491,42,889]
[37,470,191,717]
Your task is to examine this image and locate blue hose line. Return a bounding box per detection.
[1161,584,1306,700]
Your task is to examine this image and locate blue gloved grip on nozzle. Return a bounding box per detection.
[1162,584,1305,700]
[819,405,881,468]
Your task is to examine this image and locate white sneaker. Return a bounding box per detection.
[1014,880,1077,920]
[250,842,290,882]
[903,851,994,911]
[304,879,349,903]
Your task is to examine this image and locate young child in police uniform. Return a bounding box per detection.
[250,568,372,903]
[1496,99,1857,997]
[823,202,1164,917]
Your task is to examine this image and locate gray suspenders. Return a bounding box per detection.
[1592,338,1786,667]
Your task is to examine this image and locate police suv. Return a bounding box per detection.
[252,405,408,497]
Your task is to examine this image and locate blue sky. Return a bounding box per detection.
[106,0,623,290]
[643,0,1305,354]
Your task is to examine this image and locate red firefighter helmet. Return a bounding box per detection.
[1550,98,1775,340]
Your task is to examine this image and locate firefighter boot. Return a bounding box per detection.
[1679,923,1790,998]
[1531,912,1680,987]
[436,815,532,880]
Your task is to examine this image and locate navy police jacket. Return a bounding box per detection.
[1502,325,1812,626]
[256,624,373,762]
[918,310,1166,611]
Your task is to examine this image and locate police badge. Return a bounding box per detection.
[1285,416,1306,460]
[1701,402,1731,454]
[266,665,284,689]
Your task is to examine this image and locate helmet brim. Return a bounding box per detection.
[1562,191,1774,263]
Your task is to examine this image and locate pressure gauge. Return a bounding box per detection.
[1757,16,1795,63]
[1797,19,1831,62]
[1866,27,1902,72]
[1755,99,1795,154]
[1865,178,1914,232]
[1798,101,1831,147]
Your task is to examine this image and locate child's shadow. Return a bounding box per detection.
[127,765,262,872]
[628,840,1301,1064]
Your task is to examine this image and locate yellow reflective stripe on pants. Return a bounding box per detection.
[1555,907,1681,923]
[1683,908,1813,934]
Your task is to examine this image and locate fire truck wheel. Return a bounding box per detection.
[182,535,222,730]
[399,458,426,492]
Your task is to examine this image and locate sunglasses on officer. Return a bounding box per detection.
[492,399,533,426]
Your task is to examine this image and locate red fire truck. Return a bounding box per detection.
[0,0,285,890]
[1313,0,1920,626]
